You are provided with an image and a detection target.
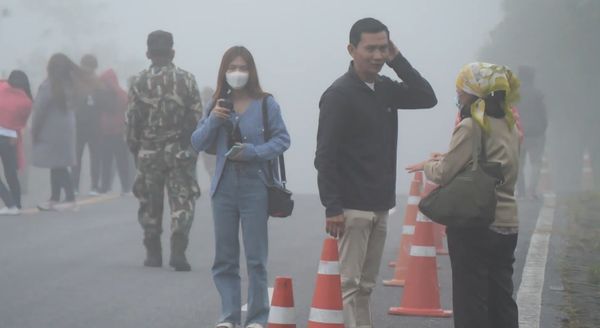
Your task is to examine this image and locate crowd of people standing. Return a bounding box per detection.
[1,53,134,213]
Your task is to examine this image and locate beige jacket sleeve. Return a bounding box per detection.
[424,118,474,186]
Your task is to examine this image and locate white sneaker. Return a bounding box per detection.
[37,201,58,211]
[246,324,264,328]
[0,206,20,215]
[88,190,100,196]
[216,323,239,328]
[54,201,79,211]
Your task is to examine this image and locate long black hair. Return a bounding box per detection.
[46,53,79,109]
[7,70,32,100]
[213,46,265,102]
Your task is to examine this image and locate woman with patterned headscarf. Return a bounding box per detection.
[407,62,521,328]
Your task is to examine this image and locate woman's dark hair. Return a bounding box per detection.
[460,91,507,120]
[47,53,79,109]
[7,70,32,100]
[349,18,389,47]
[213,46,264,102]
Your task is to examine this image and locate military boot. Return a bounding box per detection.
[143,235,162,267]
[169,234,191,272]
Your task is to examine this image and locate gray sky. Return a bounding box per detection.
[0,0,503,194]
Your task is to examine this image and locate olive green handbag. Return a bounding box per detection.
[418,122,504,227]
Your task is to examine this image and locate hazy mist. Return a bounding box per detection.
[479,0,600,193]
[2,0,509,194]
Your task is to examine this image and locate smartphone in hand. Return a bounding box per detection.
[225,143,244,159]
[218,99,234,112]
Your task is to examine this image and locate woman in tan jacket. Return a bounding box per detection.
[407,62,521,328]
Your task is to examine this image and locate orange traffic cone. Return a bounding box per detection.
[384,172,423,285]
[308,238,344,328]
[421,181,448,256]
[268,277,296,328]
[388,198,452,317]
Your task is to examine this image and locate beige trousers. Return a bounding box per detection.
[339,209,389,328]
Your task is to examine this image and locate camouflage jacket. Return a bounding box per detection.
[126,63,203,155]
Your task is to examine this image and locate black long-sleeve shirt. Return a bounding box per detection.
[314,54,437,217]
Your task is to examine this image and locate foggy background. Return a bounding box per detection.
[0,0,504,195]
[478,0,600,194]
[2,0,597,195]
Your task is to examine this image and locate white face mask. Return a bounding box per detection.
[226,71,249,90]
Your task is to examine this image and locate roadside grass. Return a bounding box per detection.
[560,192,600,328]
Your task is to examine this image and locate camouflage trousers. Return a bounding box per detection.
[132,143,201,238]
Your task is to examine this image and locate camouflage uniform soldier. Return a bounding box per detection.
[126,30,202,271]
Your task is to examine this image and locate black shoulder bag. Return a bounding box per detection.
[261,95,294,218]
[418,122,504,227]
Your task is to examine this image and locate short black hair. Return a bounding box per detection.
[349,18,389,47]
[8,70,32,100]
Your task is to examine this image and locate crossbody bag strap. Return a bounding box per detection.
[480,124,488,162]
[471,119,481,171]
[261,94,287,187]
[470,119,489,172]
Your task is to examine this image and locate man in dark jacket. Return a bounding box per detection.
[314,18,437,328]
[516,65,547,199]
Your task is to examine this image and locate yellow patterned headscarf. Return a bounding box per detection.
[455,62,520,132]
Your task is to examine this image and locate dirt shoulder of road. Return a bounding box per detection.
[560,192,600,328]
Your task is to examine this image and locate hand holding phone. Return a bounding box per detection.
[219,99,234,112]
[210,99,233,120]
[225,143,245,160]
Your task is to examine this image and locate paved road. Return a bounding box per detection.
[0,191,562,328]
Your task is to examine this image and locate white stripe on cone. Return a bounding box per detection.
[318,260,340,275]
[268,306,296,325]
[410,245,437,257]
[407,196,421,205]
[402,225,415,235]
[309,308,344,324]
[416,212,431,223]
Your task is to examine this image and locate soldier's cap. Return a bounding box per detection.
[147,30,173,56]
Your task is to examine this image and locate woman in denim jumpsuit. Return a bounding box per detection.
[191,46,290,328]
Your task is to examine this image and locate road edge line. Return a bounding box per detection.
[516,194,557,328]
